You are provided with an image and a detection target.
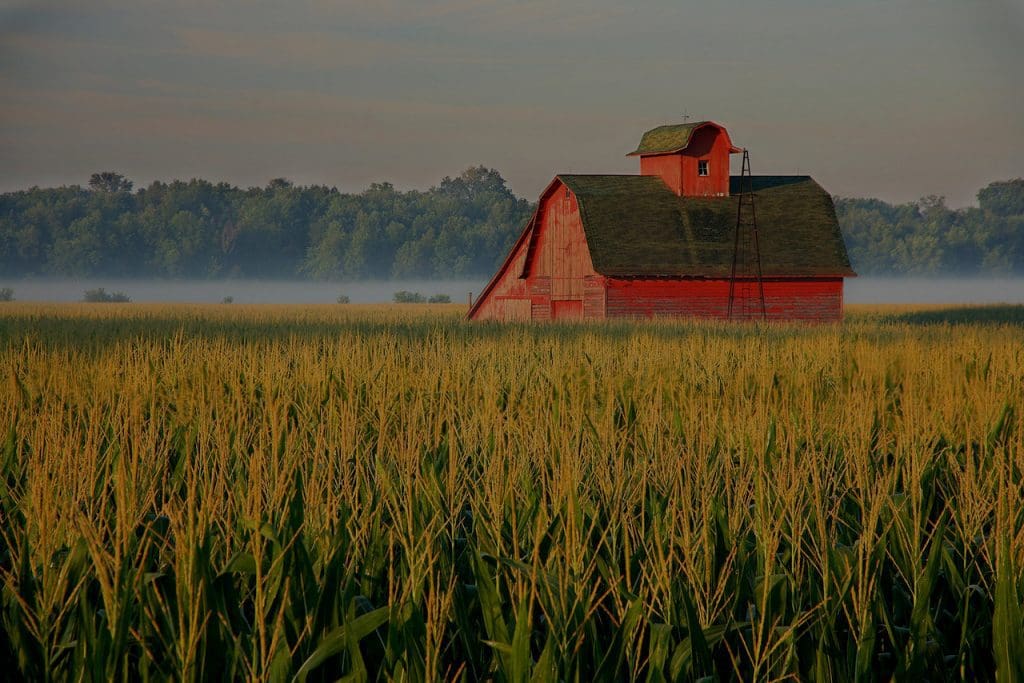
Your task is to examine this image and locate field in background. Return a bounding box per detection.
[1,304,1023,680]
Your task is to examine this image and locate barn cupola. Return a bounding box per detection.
[628,121,742,197]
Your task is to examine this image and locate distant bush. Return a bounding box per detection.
[221,296,234,304]
[393,290,426,304]
[394,291,450,303]
[0,288,13,302]
[336,294,351,304]
[83,287,131,303]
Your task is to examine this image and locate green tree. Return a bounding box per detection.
[978,179,1024,217]
[48,213,107,275]
[88,171,133,194]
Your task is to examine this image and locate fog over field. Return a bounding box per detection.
[0,279,486,305]
[2,278,1024,305]
[844,277,1024,305]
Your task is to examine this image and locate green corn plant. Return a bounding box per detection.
[0,304,1021,679]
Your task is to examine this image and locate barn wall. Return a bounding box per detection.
[530,277,551,321]
[681,125,732,197]
[471,180,598,321]
[529,185,596,293]
[527,182,598,319]
[605,278,845,321]
[584,275,607,319]
[640,155,683,195]
[468,222,534,321]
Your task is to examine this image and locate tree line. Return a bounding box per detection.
[837,179,1024,275]
[1,170,1022,278]
[0,168,531,280]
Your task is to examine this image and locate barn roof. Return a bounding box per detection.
[628,122,705,155]
[556,174,856,278]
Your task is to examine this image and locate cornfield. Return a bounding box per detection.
[1,303,1022,681]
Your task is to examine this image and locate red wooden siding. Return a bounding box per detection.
[529,277,551,321]
[528,185,596,294]
[526,181,597,320]
[470,180,597,321]
[680,125,732,197]
[639,154,684,196]
[605,278,845,321]
[552,300,583,320]
[584,275,607,319]
[467,214,534,321]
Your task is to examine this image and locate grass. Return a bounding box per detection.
[0,303,1022,680]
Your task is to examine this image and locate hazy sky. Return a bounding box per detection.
[2,0,1022,206]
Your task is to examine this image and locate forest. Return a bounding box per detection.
[1,169,1022,279]
[838,179,1024,275]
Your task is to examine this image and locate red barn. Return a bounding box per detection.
[468,121,855,322]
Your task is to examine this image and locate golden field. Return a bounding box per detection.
[1,302,1023,681]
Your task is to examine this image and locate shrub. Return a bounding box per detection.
[393,290,426,304]
[0,288,13,302]
[82,287,131,303]
[221,296,234,304]
[428,294,451,304]
[337,294,351,304]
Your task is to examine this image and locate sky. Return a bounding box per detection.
[1,0,1022,207]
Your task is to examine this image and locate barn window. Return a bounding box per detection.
[698,160,709,176]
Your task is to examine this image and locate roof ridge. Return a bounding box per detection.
[556,173,647,178]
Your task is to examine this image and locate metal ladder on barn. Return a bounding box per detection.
[727,149,767,320]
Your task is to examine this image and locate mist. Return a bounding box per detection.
[843,278,1024,305]
[0,279,486,305]
[2,277,1024,306]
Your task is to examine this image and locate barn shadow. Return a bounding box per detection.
[887,305,1024,326]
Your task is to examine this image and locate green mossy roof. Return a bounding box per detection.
[628,122,706,156]
[557,174,855,278]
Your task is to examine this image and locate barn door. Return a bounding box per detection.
[551,299,583,320]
